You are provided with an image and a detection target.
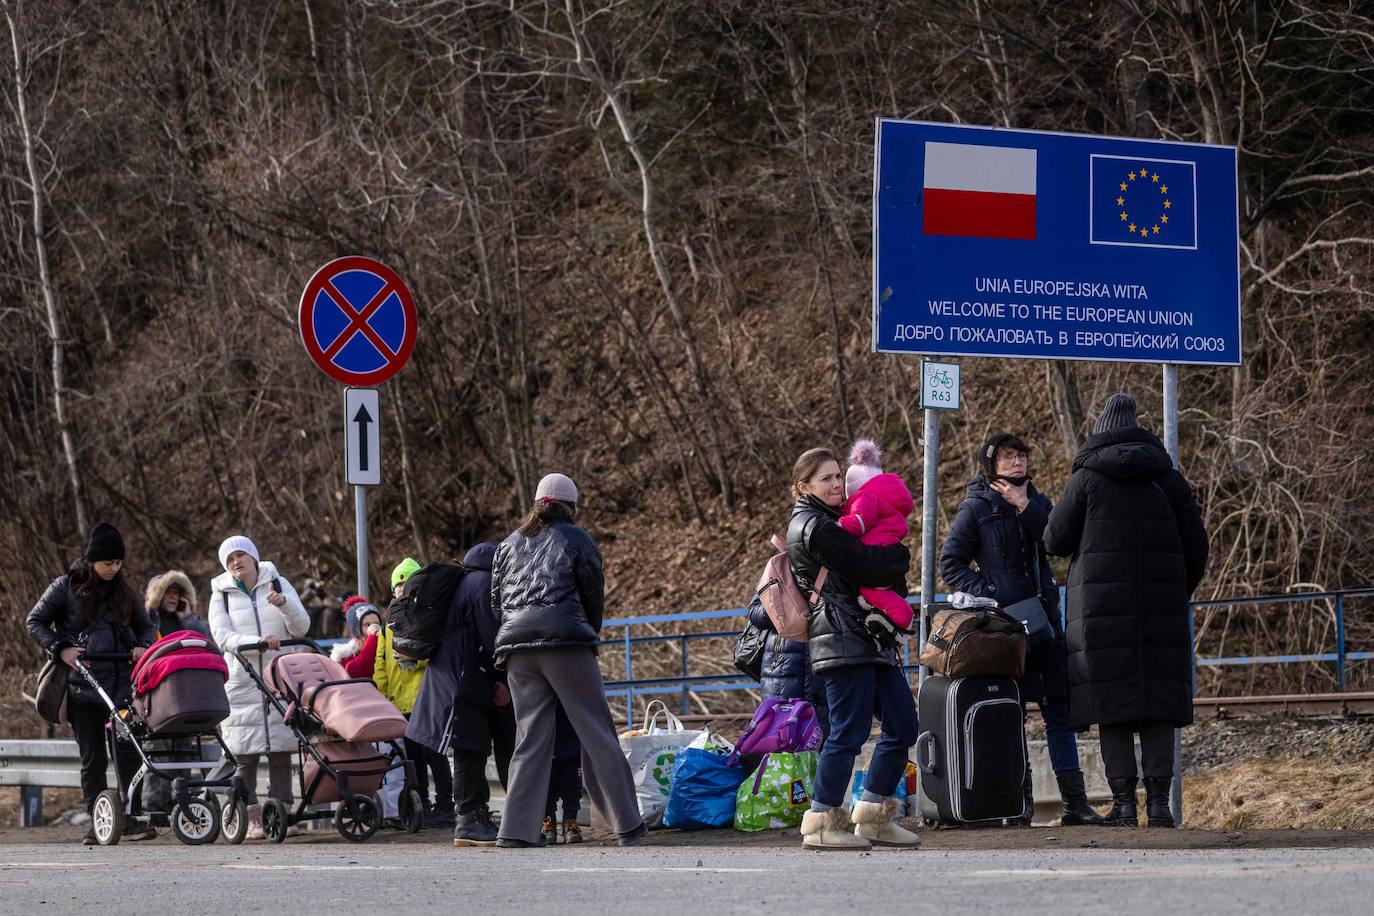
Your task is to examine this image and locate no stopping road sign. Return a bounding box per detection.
[299,256,418,386]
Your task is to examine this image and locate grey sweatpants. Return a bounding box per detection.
[498,649,642,843]
[235,751,294,806]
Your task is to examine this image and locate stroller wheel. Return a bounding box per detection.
[171,795,221,846]
[261,798,289,844]
[220,796,249,845]
[334,796,379,843]
[399,789,424,834]
[91,790,125,846]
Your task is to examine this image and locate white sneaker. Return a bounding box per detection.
[245,804,264,840]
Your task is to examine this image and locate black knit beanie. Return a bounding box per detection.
[85,522,125,563]
[1093,393,1139,434]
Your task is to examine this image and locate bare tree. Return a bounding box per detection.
[2,0,87,535]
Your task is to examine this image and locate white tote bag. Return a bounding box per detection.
[619,700,703,828]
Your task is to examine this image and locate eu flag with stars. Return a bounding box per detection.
[1089,155,1197,250]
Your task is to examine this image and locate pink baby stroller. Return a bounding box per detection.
[234,638,421,843]
[79,631,246,846]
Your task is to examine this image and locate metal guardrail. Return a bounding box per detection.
[0,738,512,829]
[601,588,1374,726]
[0,739,226,827]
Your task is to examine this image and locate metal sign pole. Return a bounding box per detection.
[918,405,939,687]
[1162,362,1184,827]
[355,484,369,599]
[344,386,380,600]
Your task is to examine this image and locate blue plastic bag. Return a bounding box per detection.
[850,768,910,809]
[662,748,747,830]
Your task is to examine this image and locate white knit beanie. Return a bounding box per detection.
[534,473,578,506]
[218,535,260,571]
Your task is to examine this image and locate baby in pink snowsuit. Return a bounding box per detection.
[838,439,915,643]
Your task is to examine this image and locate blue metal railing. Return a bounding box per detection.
[601,588,1374,726]
[1189,589,1374,691]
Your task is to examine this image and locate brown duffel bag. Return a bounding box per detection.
[918,606,1028,678]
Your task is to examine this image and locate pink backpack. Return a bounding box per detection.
[756,535,827,642]
[728,697,822,762]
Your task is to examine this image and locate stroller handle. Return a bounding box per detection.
[81,652,142,662]
[236,637,324,655]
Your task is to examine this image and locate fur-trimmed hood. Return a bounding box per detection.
[145,570,198,614]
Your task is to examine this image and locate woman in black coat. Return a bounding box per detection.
[1043,395,1208,828]
[25,523,157,844]
[788,447,919,851]
[939,433,1104,826]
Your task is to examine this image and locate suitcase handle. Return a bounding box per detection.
[915,731,938,776]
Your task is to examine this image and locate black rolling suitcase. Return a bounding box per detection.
[915,674,1026,826]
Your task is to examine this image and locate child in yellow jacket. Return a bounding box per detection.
[379,557,454,827]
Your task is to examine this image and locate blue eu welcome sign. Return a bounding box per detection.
[874,120,1240,365]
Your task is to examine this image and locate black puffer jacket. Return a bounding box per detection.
[939,476,1067,704]
[26,567,156,705]
[1043,427,1208,729]
[788,495,911,673]
[746,596,822,702]
[492,521,604,667]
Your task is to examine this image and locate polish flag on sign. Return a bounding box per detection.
[922,142,1037,240]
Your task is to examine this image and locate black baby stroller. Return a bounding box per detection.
[234,637,422,843]
[78,631,247,845]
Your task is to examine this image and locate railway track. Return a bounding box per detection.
[1193,691,1374,717]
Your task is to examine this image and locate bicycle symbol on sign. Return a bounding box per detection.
[928,368,953,388]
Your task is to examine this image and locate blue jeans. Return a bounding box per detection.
[812,664,919,808]
[1039,697,1081,774]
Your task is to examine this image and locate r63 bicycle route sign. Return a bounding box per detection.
[920,360,960,411]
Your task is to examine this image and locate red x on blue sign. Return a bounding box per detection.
[298,256,418,386]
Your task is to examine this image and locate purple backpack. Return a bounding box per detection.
[728,697,822,761]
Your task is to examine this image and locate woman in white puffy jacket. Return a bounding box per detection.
[208,535,310,838]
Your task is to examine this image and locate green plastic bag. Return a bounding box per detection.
[733,751,819,832]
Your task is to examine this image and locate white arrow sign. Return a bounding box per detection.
[345,387,381,486]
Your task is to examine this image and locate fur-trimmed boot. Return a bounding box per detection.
[1056,769,1107,826]
[1144,777,1175,828]
[1103,777,1139,827]
[801,807,871,850]
[851,797,921,848]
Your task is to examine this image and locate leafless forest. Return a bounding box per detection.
[2,1,1371,697]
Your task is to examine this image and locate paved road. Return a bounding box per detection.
[1,835,1371,915]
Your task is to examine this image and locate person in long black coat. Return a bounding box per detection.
[405,541,516,846]
[1043,394,1208,828]
[939,432,1104,826]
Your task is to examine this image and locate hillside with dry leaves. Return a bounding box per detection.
[2,1,1373,699]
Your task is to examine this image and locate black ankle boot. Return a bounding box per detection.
[1013,764,1034,826]
[1056,769,1107,826]
[1143,777,1175,828]
[1103,777,1138,826]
